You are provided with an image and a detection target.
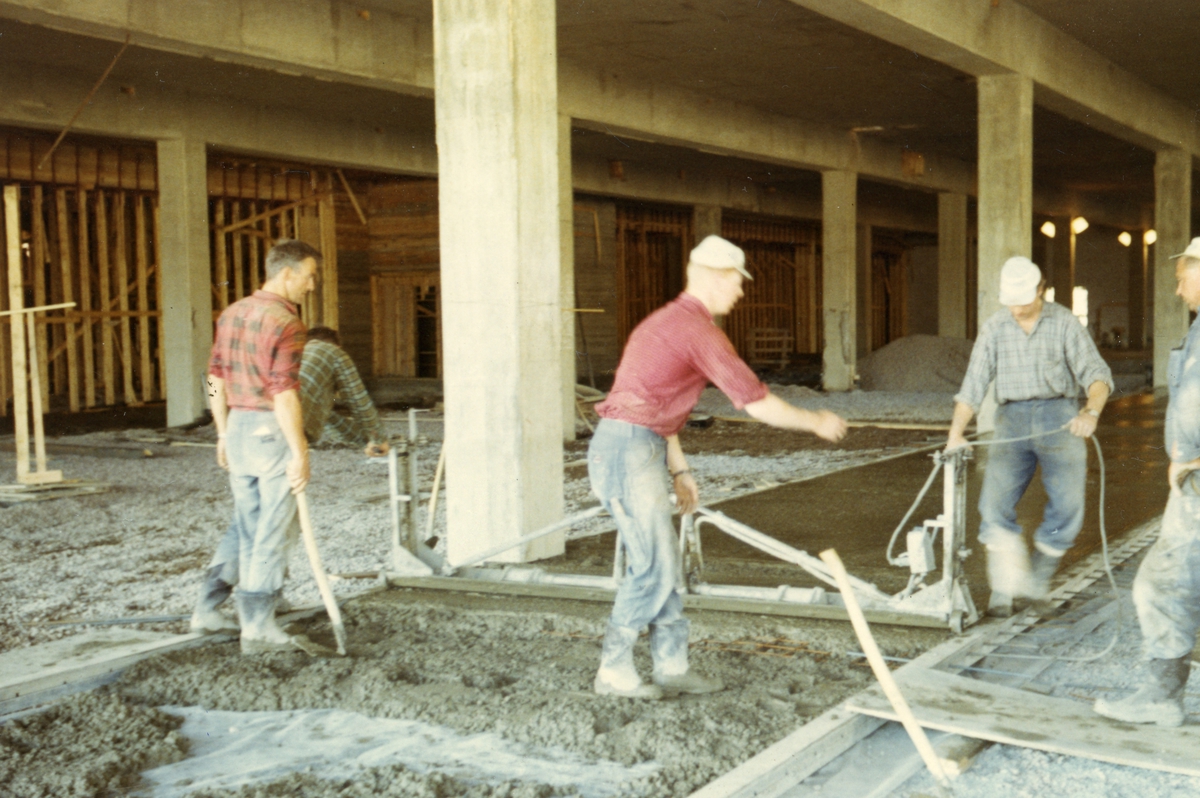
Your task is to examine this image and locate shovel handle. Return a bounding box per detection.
[296,492,346,650]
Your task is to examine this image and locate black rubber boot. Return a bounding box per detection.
[1094,657,1191,727]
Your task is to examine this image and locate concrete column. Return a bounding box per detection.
[1048,215,1072,307]
[856,223,873,358]
[156,138,213,428]
[559,113,576,442]
[693,204,722,241]
[1154,148,1193,386]
[435,0,565,564]
[976,74,1034,322]
[937,192,968,338]
[1128,236,1146,350]
[822,170,857,391]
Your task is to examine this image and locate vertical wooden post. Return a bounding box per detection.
[231,201,244,303]
[96,192,115,406]
[5,185,29,480]
[214,200,228,310]
[77,189,96,408]
[319,177,339,331]
[56,189,80,412]
[31,186,49,408]
[26,312,48,474]
[135,195,152,402]
[249,201,261,293]
[153,198,165,401]
[114,192,137,405]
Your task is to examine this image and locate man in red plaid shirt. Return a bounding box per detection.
[190,239,320,654]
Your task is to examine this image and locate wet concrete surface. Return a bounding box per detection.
[566,391,1169,611]
[701,390,1169,604]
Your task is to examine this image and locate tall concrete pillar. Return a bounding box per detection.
[434,0,564,564]
[559,113,576,442]
[1048,215,1072,306]
[938,192,968,338]
[1128,237,1146,350]
[1154,148,1193,386]
[856,223,873,358]
[156,138,213,427]
[693,204,722,241]
[976,74,1033,322]
[822,170,857,391]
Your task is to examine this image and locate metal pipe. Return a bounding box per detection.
[445,505,608,572]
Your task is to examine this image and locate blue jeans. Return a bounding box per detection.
[221,409,299,598]
[978,398,1087,555]
[588,419,688,675]
[1133,482,1200,660]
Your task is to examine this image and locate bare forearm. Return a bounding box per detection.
[744,392,819,432]
[207,375,229,434]
[665,435,689,475]
[272,389,308,459]
[1085,380,1111,415]
[948,401,975,441]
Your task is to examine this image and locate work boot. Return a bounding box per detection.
[189,567,239,634]
[236,590,299,654]
[1023,547,1065,613]
[985,538,1030,618]
[594,623,663,699]
[654,670,725,695]
[1094,657,1192,727]
[647,619,723,694]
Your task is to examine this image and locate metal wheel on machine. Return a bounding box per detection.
[950,611,965,635]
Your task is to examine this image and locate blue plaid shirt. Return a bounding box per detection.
[955,301,1113,410]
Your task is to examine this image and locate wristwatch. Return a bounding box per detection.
[1082,408,1100,418]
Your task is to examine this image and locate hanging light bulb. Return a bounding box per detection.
[1118,231,1133,247]
[1040,221,1056,238]
[1144,229,1158,246]
[1070,216,1089,235]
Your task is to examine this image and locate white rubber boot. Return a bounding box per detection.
[1094,658,1190,727]
[650,619,724,695]
[985,538,1031,618]
[594,623,663,699]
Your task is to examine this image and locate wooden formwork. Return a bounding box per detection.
[614,202,693,345]
[870,238,908,351]
[0,184,162,415]
[722,214,822,361]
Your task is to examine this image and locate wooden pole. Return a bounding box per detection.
[296,491,347,655]
[56,189,80,412]
[31,186,49,409]
[77,189,95,408]
[5,186,30,481]
[114,193,136,405]
[96,193,114,405]
[818,548,953,795]
[135,195,152,402]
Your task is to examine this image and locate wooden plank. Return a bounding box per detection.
[249,202,261,292]
[23,312,61,483]
[847,668,1200,778]
[47,192,65,399]
[96,193,115,405]
[55,189,80,412]
[77,189,95,408]
[5,185,29,480]
[153,198,165,401]
[319,181,338,330]
[113,193,137,405]
[135,195,152,402]
[213,200,228,309]
[30,186,49,409]
[231,201,244,302]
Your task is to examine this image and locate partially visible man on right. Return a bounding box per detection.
[1094,238,1200,727]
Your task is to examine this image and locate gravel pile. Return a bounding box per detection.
[856,335,974,393]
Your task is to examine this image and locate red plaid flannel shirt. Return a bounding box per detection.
[208,291,307,411]
[597,293,768,437]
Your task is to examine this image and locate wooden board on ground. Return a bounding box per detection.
[847,667,1200,778]
[0,480,108,503]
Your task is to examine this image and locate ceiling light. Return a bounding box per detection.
[1144,229,1158,246]
[1040,221,1056,238]
[1118,231,1132,247]
[1071,217,1089,235]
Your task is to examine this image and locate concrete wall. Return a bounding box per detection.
[907,244,940,336]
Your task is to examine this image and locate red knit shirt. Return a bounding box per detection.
[597,293,768,437]
[208,291,306,411]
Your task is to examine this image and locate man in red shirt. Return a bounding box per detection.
[191,239,319,653]
[590,235,848,698]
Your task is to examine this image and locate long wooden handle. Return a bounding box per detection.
[819,547,953,793]
[296,491,346,653]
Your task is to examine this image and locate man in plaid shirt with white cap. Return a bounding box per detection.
[589,234,848,699]
[947,256,1113,617]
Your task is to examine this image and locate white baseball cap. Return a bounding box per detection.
[1170,237,1200,262]
[998,256,1043,306]
[690,235,752,280]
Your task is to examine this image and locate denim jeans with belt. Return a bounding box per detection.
[588,418,689,676]
[978,397,1087,555]
[222,409,299,598]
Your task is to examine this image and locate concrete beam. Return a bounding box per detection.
[822,171,857,392]
[0,0,434,96]
[787,0,1200,156]
[0,58,438,175]
[436,0,564,566]
[560,60,976,198]
[1154,149,1192,386]
[156,138,212,427]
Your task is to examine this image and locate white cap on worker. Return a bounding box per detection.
[1171,237,1200,262]
[998,256,1042,306]
[690,235,752,280]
